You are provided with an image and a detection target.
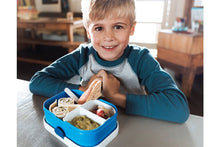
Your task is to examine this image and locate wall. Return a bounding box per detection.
[162,0,185,29]
[68,0,81,12]
[175,0,185,18]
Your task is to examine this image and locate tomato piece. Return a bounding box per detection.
[96,109,105,118]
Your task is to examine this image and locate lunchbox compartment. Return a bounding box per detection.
[43,89,118,147]
[81,100,116,119]
[63,106,106,126]
[81,99,115,111]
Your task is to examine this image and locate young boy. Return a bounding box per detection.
[29,0,189,123]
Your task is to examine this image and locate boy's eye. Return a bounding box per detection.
[114,25,123,30]
[95,27,103,32]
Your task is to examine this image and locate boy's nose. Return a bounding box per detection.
[104,30,114,41]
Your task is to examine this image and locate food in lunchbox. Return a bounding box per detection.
[96,108,105,118]
[52,106,69,119]
[68,115,100,130]
[49,100,57,112]
[58,97,75,106]
[49,98,80,118]
[90,105,114,119]
[78,79,102,104]
[58,97,80,111]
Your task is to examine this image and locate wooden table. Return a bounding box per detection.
[157,30,203,97]
[17,79,203,147]
[17,17,86,65]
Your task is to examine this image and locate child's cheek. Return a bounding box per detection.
[92,35,101,45]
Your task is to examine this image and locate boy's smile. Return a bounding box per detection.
[87,16,136,61]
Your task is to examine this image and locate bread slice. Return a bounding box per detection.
[86,79,102,102]
[49,100,57,112]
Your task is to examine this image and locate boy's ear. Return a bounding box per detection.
[130,22,136,36]
[86,29,91,39]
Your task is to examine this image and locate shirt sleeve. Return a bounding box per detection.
[126,48,189,123]
[29,49,81,97]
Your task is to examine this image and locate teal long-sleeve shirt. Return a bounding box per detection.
[29,44,189,123]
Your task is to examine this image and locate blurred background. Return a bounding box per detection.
[17,0,203,116]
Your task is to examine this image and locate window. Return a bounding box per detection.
[194,0,203,7]
[130,0,165,49]
[130,0,186,49]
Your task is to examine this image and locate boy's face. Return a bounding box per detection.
[86,15,136,61]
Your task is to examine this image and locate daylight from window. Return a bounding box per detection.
[130,1,164,47]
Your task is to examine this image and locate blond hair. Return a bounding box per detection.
[81,0,136,28]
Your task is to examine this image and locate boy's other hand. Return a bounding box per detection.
[97,70,126,108]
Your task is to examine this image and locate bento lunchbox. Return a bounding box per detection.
[43,89,119,147]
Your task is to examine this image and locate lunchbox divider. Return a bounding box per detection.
[81,107,106,125]
[81,100,116,118]
[81,100,113,110]
[81,100,117,123]
[63,107,106,125]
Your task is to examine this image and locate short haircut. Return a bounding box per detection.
[81,0,136,28]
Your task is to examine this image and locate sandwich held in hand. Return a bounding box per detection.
[78,79,102,104]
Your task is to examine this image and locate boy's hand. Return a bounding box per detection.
[78,70,126,108]
[96,70,120,98]
[97,70,126,108]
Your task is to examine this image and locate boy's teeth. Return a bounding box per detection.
[105,46,113,48]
